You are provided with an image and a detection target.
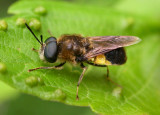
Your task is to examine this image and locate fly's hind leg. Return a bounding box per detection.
[106,66,122,88]
[76,63,87,100]
[28,62,66,72]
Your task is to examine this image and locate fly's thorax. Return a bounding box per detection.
[57,35,91,62]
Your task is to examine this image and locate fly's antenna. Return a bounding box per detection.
[25,23,43,45]
[40,35,43,44]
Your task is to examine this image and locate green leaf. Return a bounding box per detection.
[0,1,160,114]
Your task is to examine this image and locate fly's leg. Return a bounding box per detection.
[28,62,66,72]
[32,48,39,52]
[76,63,87,100]
[48,30,54,37]
[106,66,122,88]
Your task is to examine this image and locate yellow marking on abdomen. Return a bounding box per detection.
[94,54,112,65]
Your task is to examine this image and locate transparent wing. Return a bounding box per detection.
[84,36,141,59]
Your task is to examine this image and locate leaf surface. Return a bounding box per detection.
[0,1,160,114]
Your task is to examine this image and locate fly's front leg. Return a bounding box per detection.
[28,62,66,72]
[106,66,122,88]
[76,63,87,100]
[48,30,54,37]
[32,48,39,52]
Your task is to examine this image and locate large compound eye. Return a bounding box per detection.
[44,37,58,63]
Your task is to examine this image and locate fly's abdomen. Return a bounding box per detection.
[88,47,127,66]
[105,47,127,65]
